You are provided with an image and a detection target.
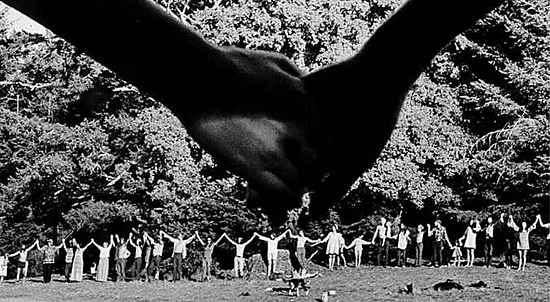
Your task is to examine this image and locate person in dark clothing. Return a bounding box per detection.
[501,214,516,269]
[483,217,496,267]
[427,220,452,267]
[536,214,550,267]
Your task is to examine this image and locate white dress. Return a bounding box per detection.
[464,226,477,249]
[326,232,340,255]
[0,256,8,277]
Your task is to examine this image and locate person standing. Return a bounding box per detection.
[508,215,537,271]
[140,233,152,280]
[427,220,452,267]
[8,240,38,282]
[500,214,515,269]
[61,239,75,282]
[128,233,143,280]
[223,233,257,278]
[459,219,481,267]
[114,234,131,282]
[144,232,164,281]
[414,225,426,267]
[483,217,496,268]
[344,235,371,267]
[37,238,62,283]
[91,235,115,282]
[536,214,550,267]
[70,239,93,282]
[317,225,342,271]
[255,230,291,278]
[371,218,388,267]
[160,230,195,281]
[393,223,411,267]
[195,232,224,281]
[0,250,8,282]
[289,230,318,273]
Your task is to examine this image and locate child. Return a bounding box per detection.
[0,250,8,282]
[451,240,463,267]
[90,262,97,279]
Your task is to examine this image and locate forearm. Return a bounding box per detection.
[1,0,236,119]
[353,0,504,76]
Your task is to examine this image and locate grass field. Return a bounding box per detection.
[0,264,549,302]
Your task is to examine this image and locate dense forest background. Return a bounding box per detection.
[0,0,548,271]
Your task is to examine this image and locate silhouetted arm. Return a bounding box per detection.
[242,234,257,246]
[1,0,239,120]
[303,0,506,211]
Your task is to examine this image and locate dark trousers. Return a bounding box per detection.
[503,239,513,267]
[397,248,407,267]
[415,243,423,266]
[546,239,550,266]
[115,258,127,281]
[64,262,72,282]
[484,238,494,267]
[132,258,142,279]
[376,241,390,267]
[43,263,53,283]
[173,253,183,281]
[432,241,443,266]
[148,255,162,280]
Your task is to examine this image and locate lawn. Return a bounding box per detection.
[0,264,549,302]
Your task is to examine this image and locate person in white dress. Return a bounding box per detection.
[508,215,537,271]
[70,239,93,282]
[255,230,290,279]
[316,225,342,271]
[91,235,115,282]
[344,235,371,267]
[459,219,481,267]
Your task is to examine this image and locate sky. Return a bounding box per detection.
[1,4,48,35]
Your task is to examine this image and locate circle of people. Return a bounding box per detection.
[0,213,548,284]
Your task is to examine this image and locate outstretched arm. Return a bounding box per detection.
[160,231,176,243]
[194,232,204,246]
[91,239,102,250]
[8,251,20,258]
[537,215,550,228]
[82,240,94,252]
[528,218,538,232]
[223,234,237,246]
[303,0,506,212]
[254,232,270,242]
[212,234,225,246]
[0,0,237,120]
[243,233,258,246]
[275,230,291,241]
[26,240,39,252]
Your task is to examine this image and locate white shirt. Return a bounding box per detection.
[99,246,111,258]
[485,224,494,238]
[267,239,278,253]
[296,237,308,248]
[152,242,164,257]
[235,244,246,257]
[375,225,387,240]
[416,231,425,244]
[18,250,28,262]
[173,239,186,254]
[397,230,410,250]
[134,246,142,258]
